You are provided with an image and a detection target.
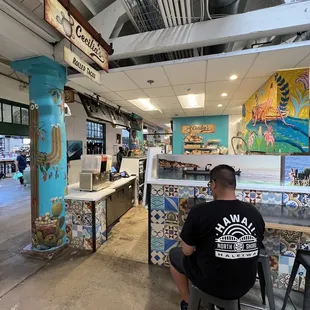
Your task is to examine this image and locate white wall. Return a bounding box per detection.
[228,115,242,155]
[0,75,29,104]
[66,95,123,184]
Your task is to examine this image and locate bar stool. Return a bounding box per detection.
[281,250,310,310]
[188,284,240,310]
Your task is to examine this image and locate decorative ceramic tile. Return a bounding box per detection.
[151,185,164,196]
[299,276,306,292]
[82,201,93,214]
[278,273,299,291]
[66,213,73,225]
[72,224,84,238]
[235,190,244,201]
[194,187,212,200]
[164,239,178,252]
[299,243,310,251]
[65,200,73,212]
[279,256,295,274]
[179,187,194,198]
[164,185,179,197]
[151,236,165,252]
[280,239,298,257]
[70,237,83,249]
[283,193,310,219]
[66,224,72,243]
[82,226,93,239]
[164,224,179,240]
[178,211,188,227]
[83,238,93,250]
[151,196,165,210]
[301,232,310,242]
[263,230,280,256]
[151,210,165,224]
[244,190,262,204]
[271,271,279,288]
[81,213,93,226]
[269,256,279,271]
[164,253,171,267]
[71,200,83,213]
[151,223,165,238]
[261,192,282,205]
[280,230,301,242]
[179,198,189,214]
[164,197,179,212]
[72,212,83,225]
[165,212,178,224]
[298,264,307,277]
[151,251,165,266]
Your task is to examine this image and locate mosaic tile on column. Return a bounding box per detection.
[179,198,189,214]
[164,253,171,267]
[279,256,295,274]
[261,192,282,204]
[151,209,165,224]
[151,185,164,196]
[151,223,165,238]
[283,193,310,219]
[244,190,262,204]
[164,239,178,252]
[164,224,179,240]
[66,224,72,244]
[235,190,244,201]
[278,273,299,291]
[164,185,179,197]
[165,212,178,224]
[150,196,165,210]
[269,256,279,272]
[151,236,165,252]
[280,230,301,257]
[263,229,280,256]
[179,186,194,198]
[151,251,165,266]
[164,197,179,212]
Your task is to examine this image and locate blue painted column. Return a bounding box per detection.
[11,56,67,252]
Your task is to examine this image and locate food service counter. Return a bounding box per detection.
[65,176,136,252]
[146,179,310,292]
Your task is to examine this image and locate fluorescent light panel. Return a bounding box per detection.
[178,93,205,109]
[128,98,162,113]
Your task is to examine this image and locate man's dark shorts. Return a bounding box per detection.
[169,247,189,275]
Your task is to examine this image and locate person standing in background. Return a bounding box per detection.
[16,150,27,185]
[116,146,125,172]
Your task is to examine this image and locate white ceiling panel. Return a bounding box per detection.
[143,86,175,98]
[223,106,242,115]
[295,53,310,68]
[164,61,207,85]
[185,108,204,117]
[98,92,124,101]
[228,99,246,107]
[112,100,133,107]
[205,100,230,109]
[151,97,181,108]
[204,109,224,116]
[101,72,138,91]
[69,77,110,93]
[22,0,42,11]
[206,54,257,82]
[205,80,240,100]
[125,67,170,88]
[173,83,205,96]
[246,46,310,78]
[233,77,268,99]
[115,89,148,100]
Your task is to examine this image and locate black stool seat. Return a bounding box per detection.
[282,250,310,310]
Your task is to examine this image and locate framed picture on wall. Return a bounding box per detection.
[67,140,83,161]
[116,134,121,144]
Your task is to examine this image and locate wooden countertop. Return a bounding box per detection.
[265,222,310,233]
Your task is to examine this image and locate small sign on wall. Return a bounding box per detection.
[64,90,75,103]
[181,124,215,134]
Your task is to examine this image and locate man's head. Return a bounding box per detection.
[209,164,236,200]
[22,151,27,156]
[119,146,124,152]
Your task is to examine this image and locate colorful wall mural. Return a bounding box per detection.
[242,69,309,153]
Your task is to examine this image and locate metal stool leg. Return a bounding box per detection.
[304,273,310,310]
[281,259,300,310]
[257,262,266,305]
[261,255,276,310]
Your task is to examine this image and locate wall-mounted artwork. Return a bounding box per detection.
[67,140,83,161]
[284,155,310,186]
[242,68,309,153]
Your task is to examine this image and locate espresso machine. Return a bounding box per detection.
[79,155,112,191]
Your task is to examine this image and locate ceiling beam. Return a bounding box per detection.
[109,1,310,60]
[0,10,53,60]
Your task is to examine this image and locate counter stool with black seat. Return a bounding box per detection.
[281,249,310,310]
[188,284,240,310]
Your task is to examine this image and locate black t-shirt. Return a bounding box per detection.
[180,200,265,300]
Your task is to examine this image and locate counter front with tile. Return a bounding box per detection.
[145,153,310,293]
[65,176,136,252]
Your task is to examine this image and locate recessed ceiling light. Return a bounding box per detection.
[128,98,162,112]
[218,104,223,107]
[178,93,205,109]
[230,75,238,80]
[221,92,228,97]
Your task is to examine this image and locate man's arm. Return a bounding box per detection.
[182,241,195,256]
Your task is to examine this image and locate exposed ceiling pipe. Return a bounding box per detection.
[158,0,169,27]
[186,0,191,23]
[180,0,186,25]
[174,0,182,25]
[163,0,173,27]
[168,0,177,26]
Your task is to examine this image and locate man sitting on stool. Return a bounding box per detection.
[169,165,265,310]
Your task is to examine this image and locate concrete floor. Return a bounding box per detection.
[0,178,304,310]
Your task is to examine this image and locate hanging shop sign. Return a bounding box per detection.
[44,0,111,72]
[181,124,215,134]
[64,47,101,84]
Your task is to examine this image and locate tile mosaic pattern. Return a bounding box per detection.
[65,198,107,250]
[283,193,310,219]
[149,185,307,292]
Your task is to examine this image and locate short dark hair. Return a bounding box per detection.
[210,164,236,190]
